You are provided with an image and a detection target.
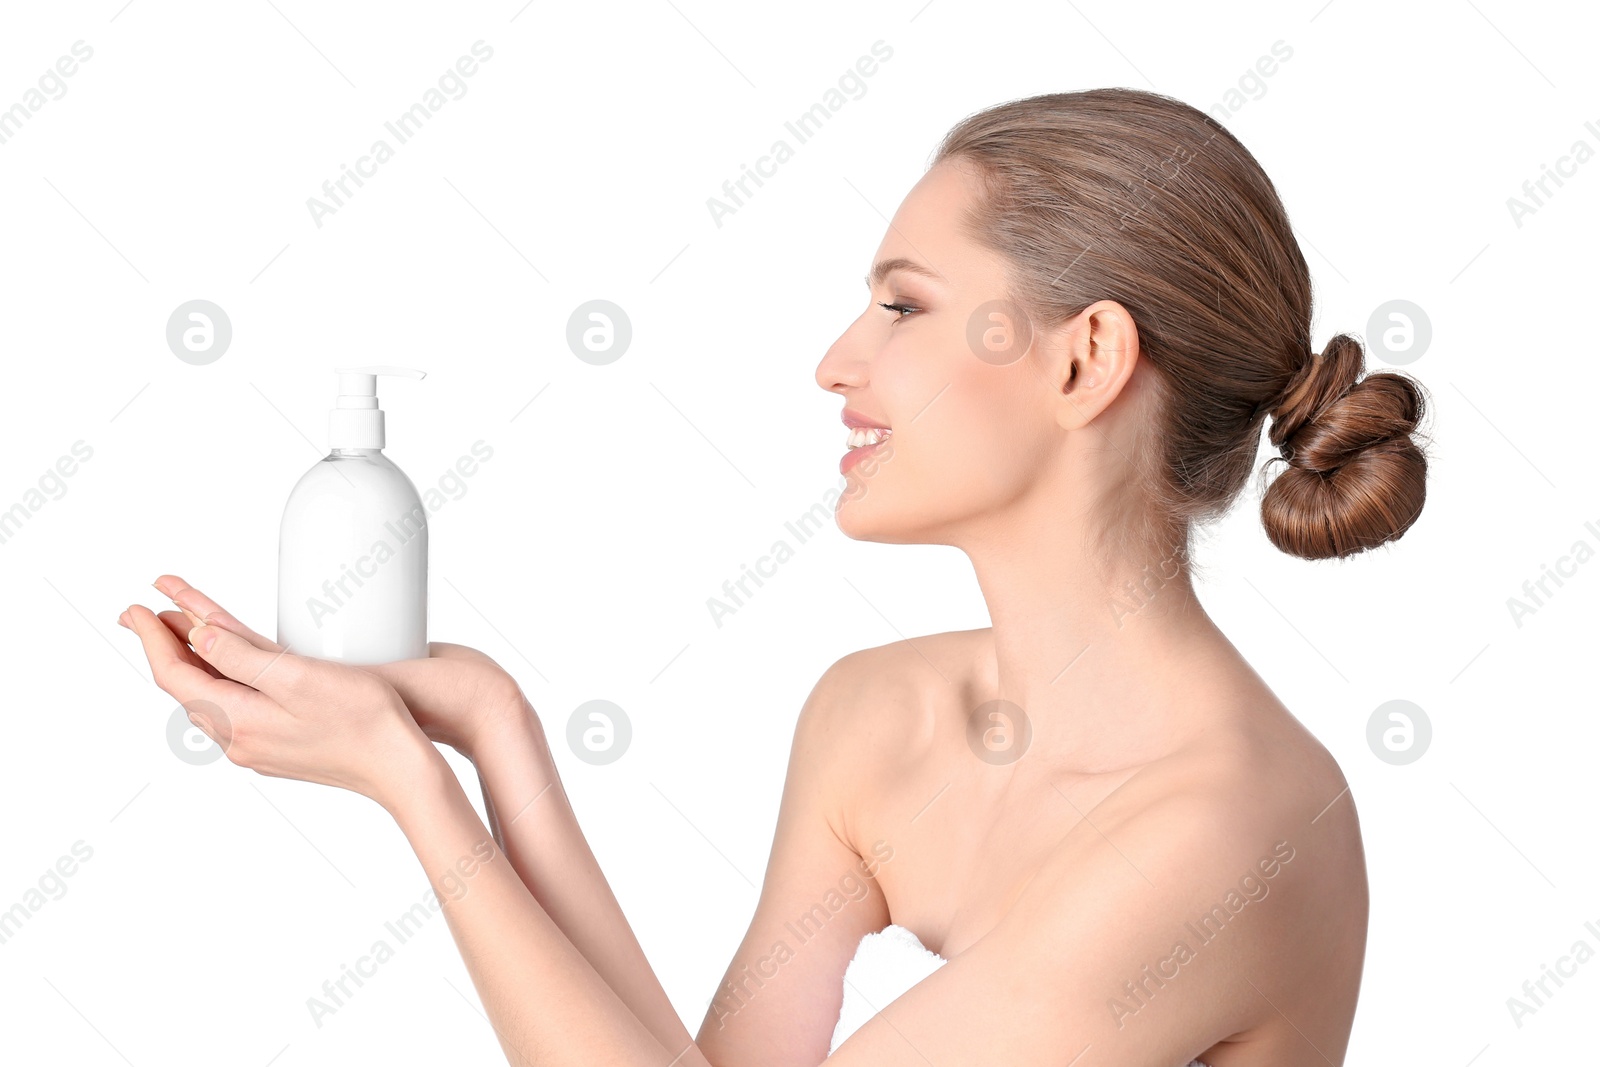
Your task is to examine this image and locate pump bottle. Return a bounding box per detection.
[276,366,429,664]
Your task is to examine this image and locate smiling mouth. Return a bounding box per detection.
[845,427,892,450]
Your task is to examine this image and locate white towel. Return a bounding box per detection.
[829,924,948,1053]
[828,923,1210,1066]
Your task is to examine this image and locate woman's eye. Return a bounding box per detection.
[878,301,919,320]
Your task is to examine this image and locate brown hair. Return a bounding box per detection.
[931,88,1429,561]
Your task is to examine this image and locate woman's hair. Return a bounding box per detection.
[931,88,1429,562]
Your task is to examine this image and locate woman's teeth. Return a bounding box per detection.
[846,427,892,449]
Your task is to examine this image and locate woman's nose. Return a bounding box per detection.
[816,327,871,394]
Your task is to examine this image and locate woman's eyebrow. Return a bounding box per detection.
[864,257,944,290]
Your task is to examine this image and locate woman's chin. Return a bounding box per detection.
[834,498,922,545]
[833,497,884,542]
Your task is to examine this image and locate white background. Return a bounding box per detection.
[1,0,1595,1063]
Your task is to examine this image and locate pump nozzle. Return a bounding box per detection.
[329,366,426,449]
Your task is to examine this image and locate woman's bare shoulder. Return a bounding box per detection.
[1118,697,1366,883]
[1039,700,1369,1006]
[790,629,993,820]
[804,626,990,732]
[818,627,993,688]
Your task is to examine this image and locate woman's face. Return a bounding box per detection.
[816,159,1067,546]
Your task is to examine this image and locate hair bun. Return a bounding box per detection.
[1260,333,1429,560]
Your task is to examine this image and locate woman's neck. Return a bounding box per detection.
[962,531,1227,774]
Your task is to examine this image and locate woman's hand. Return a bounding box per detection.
[120,575,441,811]
[134,575,542,764]
[363,643,541,763]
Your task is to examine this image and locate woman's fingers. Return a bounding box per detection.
[124,604,239,748]
[126,596,423,801]
[185,621,305,702]
[126,604,214,696]
[155,610,224,679]
[152,574,283,652]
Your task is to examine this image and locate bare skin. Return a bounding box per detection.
[736,627,1367,1066]
[121,155,1368,1065]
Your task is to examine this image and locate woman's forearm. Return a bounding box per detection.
[386,743,711,1066]
[462,703,702,1058]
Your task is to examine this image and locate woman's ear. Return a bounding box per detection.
[1044,299,1140,431]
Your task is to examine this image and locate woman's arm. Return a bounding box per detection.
[359,635,900,1062]
[387,651,896,1067]
[692,651,893,1063]
[382,742,707,1065]
[130,584,707,1064]
[147,577,697,1055]
[440,652,895,1066]
[458,698,702,1055]
[816,787,1330,1066]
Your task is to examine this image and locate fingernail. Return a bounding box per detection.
[190,625,218,653]
[117,610,130,629]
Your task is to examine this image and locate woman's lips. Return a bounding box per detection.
[841,408,891,430]
[840,410,892,476]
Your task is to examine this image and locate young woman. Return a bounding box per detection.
[121,88,1427,1065]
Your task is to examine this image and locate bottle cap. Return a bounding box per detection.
[328,366,425,449]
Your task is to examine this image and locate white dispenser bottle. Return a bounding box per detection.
[277,366,429,664]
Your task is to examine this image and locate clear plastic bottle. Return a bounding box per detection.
[276,367,428,664]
